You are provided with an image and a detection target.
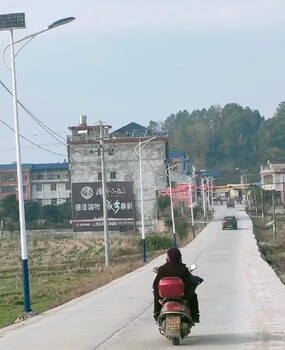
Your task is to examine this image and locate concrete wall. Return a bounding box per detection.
[69,139,168,232]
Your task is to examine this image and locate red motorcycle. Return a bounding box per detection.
[153,264,203,345]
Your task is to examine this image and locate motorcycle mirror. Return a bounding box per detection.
[189,263,197,272]
[153,267,159,273]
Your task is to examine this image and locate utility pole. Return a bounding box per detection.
[202,178,207,227]
[272,190,277,239]
[261,187,264,225]
[99,123,110,266]
[188,176,195,238]
[168,165,177,248]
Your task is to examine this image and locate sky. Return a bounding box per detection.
[0,0,285,164]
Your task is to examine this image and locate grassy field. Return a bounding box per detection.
[1,216,284,330]
[0,232,150,328]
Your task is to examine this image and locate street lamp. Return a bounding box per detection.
[201,177,207,226]
[135,135,160,262]
[0,13,75,314]
[166,162,180,248]
[188,176,195,238]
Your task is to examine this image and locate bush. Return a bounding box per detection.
[175,217,189,241]
[143,234,173,252]
[158,195,171,211]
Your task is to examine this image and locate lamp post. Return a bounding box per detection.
[272,189,277,239]
[201,177,207,226]
[135,135,159,262]
[166,163,180,248]
[168,166,176,248]
[0,13,75,314]
[206,177,211,220]
[188,176,195,238]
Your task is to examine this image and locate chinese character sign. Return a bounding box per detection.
[72,182,134,232]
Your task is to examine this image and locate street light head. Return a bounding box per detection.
[48,16,75,29]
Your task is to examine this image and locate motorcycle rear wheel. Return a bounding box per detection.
[171,337,180,345]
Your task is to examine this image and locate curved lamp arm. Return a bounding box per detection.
[1,16,75,70]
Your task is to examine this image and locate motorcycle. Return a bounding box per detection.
[153,264,203,345]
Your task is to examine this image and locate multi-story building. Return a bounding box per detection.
[0,163,32,201]
[31,163,71,205]
[0,162,71,205]
[260,161,285,204]
[67,116,169,232]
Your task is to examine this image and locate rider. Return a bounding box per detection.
[152,247,200,323]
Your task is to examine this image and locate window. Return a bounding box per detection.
[66,183,71,190]
[98,172,102,180]
[47,173,60,180]
[51,198,57,205]
[263,175,273,184]
[2,173,16,182]
[32,174,44,180]
[110,171,116,179]
[36,184,42,192]
[36,199,42,205]
[51,183,57,191]
[2,185,16,193]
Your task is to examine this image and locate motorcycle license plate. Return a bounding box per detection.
[166,315,181,331]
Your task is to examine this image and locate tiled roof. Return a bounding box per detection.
[111,122,146,135]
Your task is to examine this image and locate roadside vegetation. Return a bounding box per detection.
[1,192,284,330]
[251,214,285,284]
[0,219,204,329]
[0,194,203,329]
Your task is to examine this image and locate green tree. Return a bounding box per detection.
[25,201,41,222]
[0,194,19,221]
[42,205,60,223]
[58,203,72,224]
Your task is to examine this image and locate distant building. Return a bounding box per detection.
[168,150,189,174]
[0,162,71,205]
[0,163,33,201]
[30,163,71,205]
[260,161,285,204]
[67,116,169,232]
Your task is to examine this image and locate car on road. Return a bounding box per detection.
[222,216,238,230]
[227,200,235,208]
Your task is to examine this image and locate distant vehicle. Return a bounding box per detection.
[227,200,235,208]
[222,216,238,230]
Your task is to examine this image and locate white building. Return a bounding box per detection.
[31,163,71,205]
[260,161,285,204]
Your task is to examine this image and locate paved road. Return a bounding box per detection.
[1,204,284,349]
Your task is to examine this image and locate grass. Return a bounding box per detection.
[251,214,285,282]
[1,215,284,330]
[0,228,203,329]
[0,234,133,327]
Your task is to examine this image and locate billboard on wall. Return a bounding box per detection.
[72,181,135,232]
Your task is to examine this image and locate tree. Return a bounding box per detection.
[25,201,41,222]
[58,203,72,224]
[42,205,60,223]
[0,194,19,221]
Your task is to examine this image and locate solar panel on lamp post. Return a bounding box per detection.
[0,13,75,315]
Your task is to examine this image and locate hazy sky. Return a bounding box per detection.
[0,1,285,164]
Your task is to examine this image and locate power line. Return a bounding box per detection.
[0,79,88,157]
[0,119,66,157]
